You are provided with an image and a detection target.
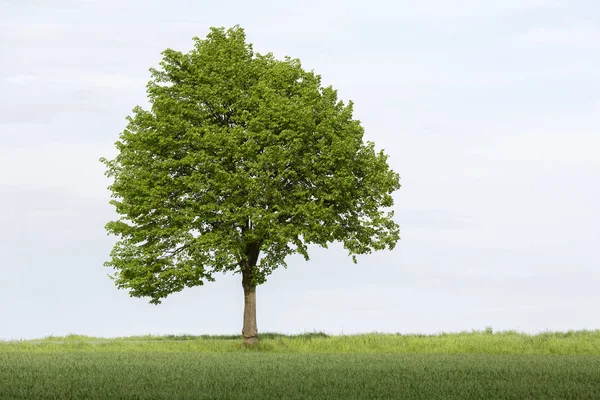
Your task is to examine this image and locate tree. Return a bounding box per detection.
[100,26,400,345]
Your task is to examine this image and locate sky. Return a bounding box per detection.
[1,0,599,340]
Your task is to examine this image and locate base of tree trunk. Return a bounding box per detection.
[242,336,258,346]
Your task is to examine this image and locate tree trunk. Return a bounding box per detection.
[242,270,258,345]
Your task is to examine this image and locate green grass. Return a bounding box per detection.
[1,330,599,399]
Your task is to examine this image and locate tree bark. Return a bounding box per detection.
[241,240,260,345]
[242,270,258,345]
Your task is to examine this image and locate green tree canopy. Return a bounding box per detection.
[101,26,400,344]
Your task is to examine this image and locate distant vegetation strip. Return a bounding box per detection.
[2,329,600,355]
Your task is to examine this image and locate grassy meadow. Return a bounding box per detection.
[1,329,600,399]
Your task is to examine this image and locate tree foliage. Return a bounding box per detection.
[101,26,400,305]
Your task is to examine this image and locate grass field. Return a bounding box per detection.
[1,330,600,399]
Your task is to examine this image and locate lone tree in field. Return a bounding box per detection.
[101,26,400,345]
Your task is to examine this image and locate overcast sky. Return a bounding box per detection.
[1,0,598,340]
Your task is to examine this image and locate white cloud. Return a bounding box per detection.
[2,72,146,89]
[2,0,95,5]
[401,0,565,16]
[522,26,600,48]
[469,131,600,165]
[0,143,115,199]
[0,22,74,38]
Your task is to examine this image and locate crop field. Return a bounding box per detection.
[1,330,599,399]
